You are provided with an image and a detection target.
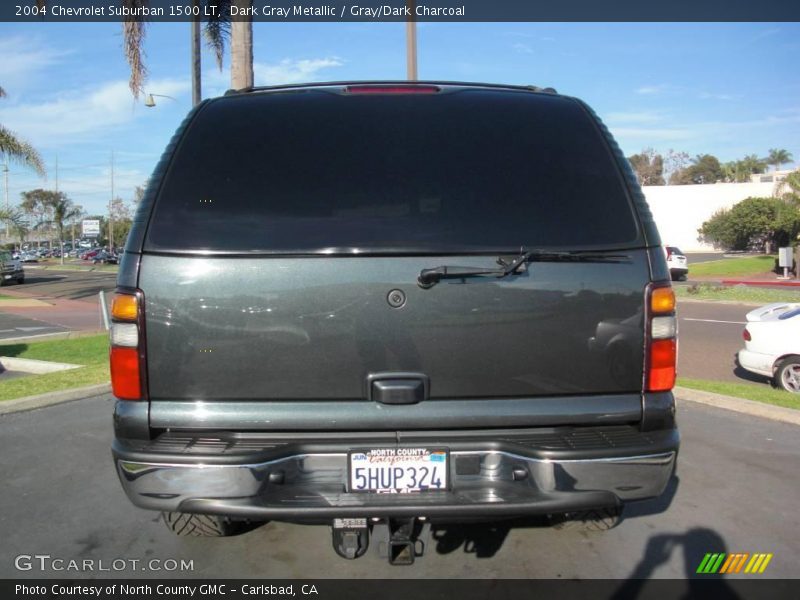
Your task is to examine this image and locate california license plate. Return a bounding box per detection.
[349,448,448,493]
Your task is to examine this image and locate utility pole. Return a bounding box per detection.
[109,150,114,251]
[2,162,9,243]
[406,0,418,80]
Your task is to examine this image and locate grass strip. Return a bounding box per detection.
[689,255,777,277]
[0,334,109,402]
[675,283,800,304]
[678,377,800,411]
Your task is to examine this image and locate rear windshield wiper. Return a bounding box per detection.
[417,249,631,288]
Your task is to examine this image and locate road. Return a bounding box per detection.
[0,394,798,579]
[11,266,116,301]
[676,300,765,385]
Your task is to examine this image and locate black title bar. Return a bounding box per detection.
[4,0,800,22]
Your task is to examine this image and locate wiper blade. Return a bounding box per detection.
[418,265,506,288]
[417,249,631,289]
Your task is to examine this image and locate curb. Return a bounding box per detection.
[0,382,111,416]
[721,279,800,287]
[0,330,106,344]
[674,386,800,426]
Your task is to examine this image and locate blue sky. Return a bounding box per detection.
[0,21,798,216]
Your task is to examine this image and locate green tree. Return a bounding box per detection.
[766,148,793,173]
[672,154,724,185]
[0,208,30,251]
[627,148,665,186]
[699,196,800,251]
[21,189,81,263]
[108,197,133,248]
[0,86,45,177]
[722,154,768,183]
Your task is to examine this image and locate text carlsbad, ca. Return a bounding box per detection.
[30,4,466,18]
[15,584,318,597]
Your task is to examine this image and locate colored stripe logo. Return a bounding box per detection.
[696,553,773,574]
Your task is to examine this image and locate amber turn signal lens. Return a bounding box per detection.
[651,286,676,314]
[112,293,138,321]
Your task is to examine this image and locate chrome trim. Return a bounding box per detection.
[116,449,676,513]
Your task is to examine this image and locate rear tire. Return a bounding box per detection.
[549,506,623,532]
[17,276,24,285]
[775,356,800,394]
[161,512,252,537]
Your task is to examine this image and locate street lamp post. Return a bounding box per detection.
[143,93,177,107]
[406,0,417,80]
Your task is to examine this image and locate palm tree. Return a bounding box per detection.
[23,190,79,264]
[767,148,794,173]
[122,0,252,99]
[0,86,46,177]
[0,208,30,252]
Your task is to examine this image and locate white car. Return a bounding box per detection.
[738,303,800,393]
[664,246,688,281]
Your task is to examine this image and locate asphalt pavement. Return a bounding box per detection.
[676,300,765,385]
[0,394,797,579]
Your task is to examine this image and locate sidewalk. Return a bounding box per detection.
[692,271,800,288]
[0,288,106,332]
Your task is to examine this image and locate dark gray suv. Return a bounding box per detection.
[111,82,679,563]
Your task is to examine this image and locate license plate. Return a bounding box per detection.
[349,448,448,493]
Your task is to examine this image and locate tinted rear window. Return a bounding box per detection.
[145,89,640,253]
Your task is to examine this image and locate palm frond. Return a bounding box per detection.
[0,125,46,177]
[123,1,150,98]
[204,0,231,71]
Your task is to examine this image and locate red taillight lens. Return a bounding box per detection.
[743,328,751,341]
[110,346,141,400]
[345,85,440,94]
[647,339,677,392]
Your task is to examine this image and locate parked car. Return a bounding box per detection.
[82,249,101,261]
[664,246,688,281]
[20,252,38,263]
[92,250,119,265]
[0,251,24,285]
[739,303,800,393]
[110,81,680,561]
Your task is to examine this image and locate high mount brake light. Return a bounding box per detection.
[109,291,146,401]
[646,283,677,392]
[345,85,440,94]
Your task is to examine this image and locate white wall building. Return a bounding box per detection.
[643,181,782,252]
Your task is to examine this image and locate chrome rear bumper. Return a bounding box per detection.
[114,434,678,520]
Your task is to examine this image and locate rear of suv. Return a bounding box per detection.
[111,82,679,562]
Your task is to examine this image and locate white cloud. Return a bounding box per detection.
[254,57,344,85]
[512,43,533,54]
[0,36,66,91]
[0,77,190,147]
[203,56,345,97]
[698,92,738,101]
[635,84,669,95]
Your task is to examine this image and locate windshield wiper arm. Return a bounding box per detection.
[418,265,506,288]
[418,249,631,289]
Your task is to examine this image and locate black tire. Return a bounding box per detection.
[775,356,800,394]
[17,277,24,285]
[549,506,623,532]
[162,512,251,537]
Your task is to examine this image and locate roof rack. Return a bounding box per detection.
[223,81,558,96]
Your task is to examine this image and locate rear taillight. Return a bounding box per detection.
[646,283,677,392]
[109,290,146,400]
[743,327,751,341]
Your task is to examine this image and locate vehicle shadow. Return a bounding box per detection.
[430,474,680,559]
[732,355,772,385]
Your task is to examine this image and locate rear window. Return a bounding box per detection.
[145,88,640,253]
